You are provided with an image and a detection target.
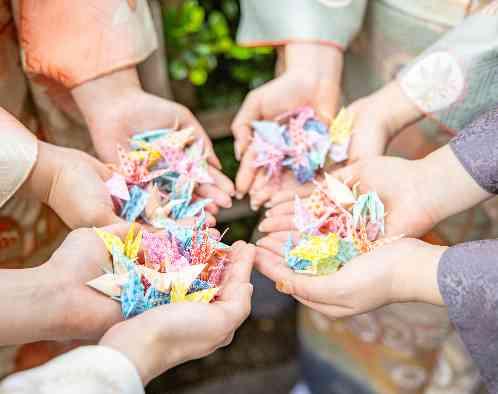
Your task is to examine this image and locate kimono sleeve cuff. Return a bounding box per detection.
[0,116,38,208]
[19,0,158,88]
[449,108,498,195]
[237,0,366,50]
[438,240,498,393]
[0,346,144,394]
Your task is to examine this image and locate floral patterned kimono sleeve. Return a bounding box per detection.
[0,346,145,394]
[0,108,37,208]
[438,108,498,392]
[237,0,367,50]
[15,0,158,88]
[398,3,498,133]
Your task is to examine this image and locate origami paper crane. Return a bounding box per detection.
[251,106,354,185]
[285,176,401,275]
[106,127,214,225]
[88,221,229,319]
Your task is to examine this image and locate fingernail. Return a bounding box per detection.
[264,201,273,208]
[255,239,262,246]
[229,190,236,197]
[265,210,272,217]
[251,204,259,212]
[258,223,266,232]
[235,192,244,200]
[276,280,292,294]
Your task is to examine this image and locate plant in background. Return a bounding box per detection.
[163,0,274,92]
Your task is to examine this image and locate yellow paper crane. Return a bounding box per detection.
[329,108,354,145]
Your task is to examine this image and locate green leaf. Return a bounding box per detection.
[189,68,208,85]
[228,45,253,60]
[208,11,229,37]
[169,59,188,80]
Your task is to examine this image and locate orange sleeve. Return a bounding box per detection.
[18,0,158,88]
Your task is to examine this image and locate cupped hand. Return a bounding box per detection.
[259,156,440,238]
[99,241,254,385]
[232,43,343,201]
[72,68,233,210]
[20,141,122,229]
[255,235,445,320]
[41,224,132,340]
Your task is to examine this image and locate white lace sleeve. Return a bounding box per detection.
[0,346,144,394]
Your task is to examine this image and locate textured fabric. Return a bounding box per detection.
[438,240,498,393]
[450,107,498,195]
[0,0,167,379]
[19,0,158,88]
[0,111,37,208]
[0,346,144,394]
[399,3,498,133]
[237,0,367,50]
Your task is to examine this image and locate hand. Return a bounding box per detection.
[72,68,234,210]
[232,43,343,201]
[99,241,254,385]
[19,141,122,229]
[255,236,445,320]
[346,81,423,164]
[259,145,491,238]
[0,224,127,345]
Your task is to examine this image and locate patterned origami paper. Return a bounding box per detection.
[286,176,401,275]
[251,106,353,184]
[106,127,214,225]
[88,221,229,319]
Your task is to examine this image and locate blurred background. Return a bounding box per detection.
[147,1,298,393]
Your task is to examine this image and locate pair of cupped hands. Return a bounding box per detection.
[19,44,490,385]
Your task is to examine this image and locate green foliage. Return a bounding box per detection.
[163,0,274,91]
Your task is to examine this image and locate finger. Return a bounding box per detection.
[267,183,314,208]
[331,163,359,186]
[232,91,261,160]
[258,215,295,233]
[208,166,235,197]
[235,146,258,199]
[201,200,219,215]
[249,170,273,210]
[216,281,253,328]
[100,222,135,238]
[314,80,340,123]
[254,247,291,281]
[265,201,294,217]
[178,108,222,170]
[267,231,300,243]
[255,236,286,257]
[83,153,114,180]
[196,184,232,209]
[294,296,353,319]
[226,241,256,284]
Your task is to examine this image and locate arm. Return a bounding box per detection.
[233,0,367,202]
[0,241,255,394]
[397,2,498,133]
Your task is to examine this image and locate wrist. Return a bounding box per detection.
[415,145,492,225]
[284,42,343,79]
[71,67,142,129]
[393,240,446,306]
[369,81,423,139]
[18,141,59,205]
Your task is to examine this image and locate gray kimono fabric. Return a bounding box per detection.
[440,107,498,392]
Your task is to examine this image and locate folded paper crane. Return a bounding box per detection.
[251,107,354,184]
[286,174,402,275]
[105,127,213,225]
[88,222,228,319]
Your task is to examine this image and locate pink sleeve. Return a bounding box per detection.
[18,0,158,88]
